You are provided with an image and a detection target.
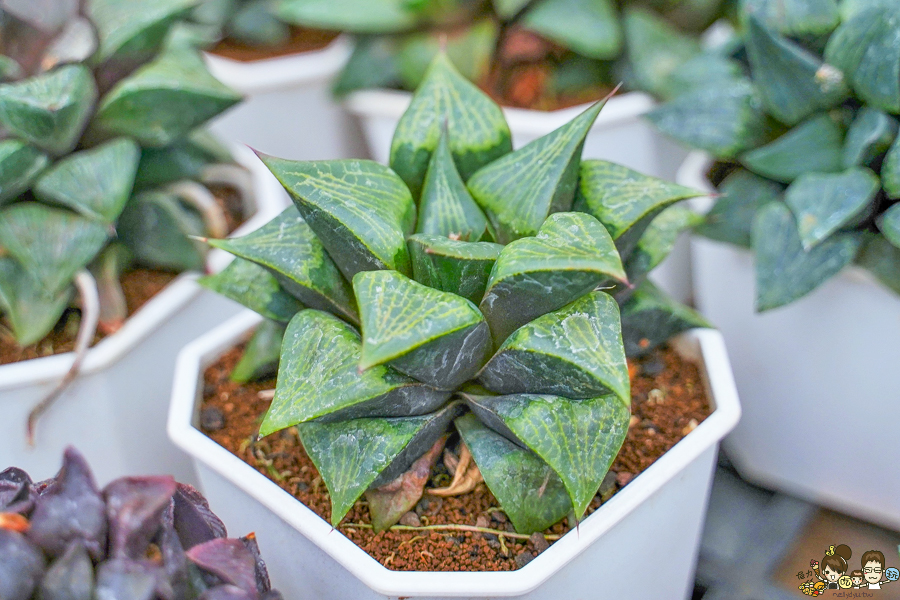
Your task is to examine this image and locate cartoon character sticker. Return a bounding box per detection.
[798,544,899,595]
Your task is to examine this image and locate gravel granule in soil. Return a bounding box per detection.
[199,342,711,572]
[210,27,339,62]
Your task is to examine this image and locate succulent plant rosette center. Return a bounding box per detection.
[202,53,709,535]
[649,1,900,310]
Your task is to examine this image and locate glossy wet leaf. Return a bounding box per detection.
[39,541,93,600]
[522,0,621,60]
[0,530,45,600]
[698,168,783,248]
[739,0,840,36]
[625,206,702,285]
[0,140,48,205]
[199,259,303,323]
[455,414,571,535]
[88,0,201,64]
[33,138,140,223]
[353,270,491,389]
[407,234,502,304]
[206,208,357,323]
[93,47,241,147]
[416,129,491,242]
[0,257,72,346]
[230,320,285,383]
[0,64,96,155]
[622,8,700,98]
[480,212,625,344]
[0,202,109,295]
[261,156,414,279]
[277,0,418,33]
[187,538,257,595]
[390,53,511,199]
[784,167,880,249]
[465,392,629,518]
[574,159,703,258]
[647,78,769,159]
[856,234,900,294]
[298,414,434,525]
[824,5,900,113]
[619,280,710,356]
[883,135,900,198]
[879,204,900,248]
[261,310,449,436]
[480,291,630,405]
[740,113,844,183]
[745,15,848,126]
[468,100,606,243]
[753,202,862,311]
[842,107,898,168]
[117,190,206,272]
[104,476,177,560]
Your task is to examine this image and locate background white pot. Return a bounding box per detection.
[204,36,369,161]
[0,146,289,486]
[679,151,900,531]
[169,311,740,600]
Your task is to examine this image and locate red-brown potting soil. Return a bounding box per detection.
[199,343,711,571]
[210,27,339,63]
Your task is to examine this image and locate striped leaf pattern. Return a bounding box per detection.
[198,258,303,323]
[407,234,502,304]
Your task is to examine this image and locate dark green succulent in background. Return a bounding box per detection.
[189,0,295,48]
[648,0,900,310]
[201,53,709,534]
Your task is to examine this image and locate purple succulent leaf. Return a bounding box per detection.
[0,529,46,600]
[240,534,271,594]
[156,499,189,600]
[93,559,158,600]
[172,483,227,549]
[0,466,35,514]
[38,540,94,600]
[27,447,107,560]
[103,475,177,560]
[198,584,257,600]
[187,538,258,596]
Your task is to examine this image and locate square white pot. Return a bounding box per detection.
[204,36,370,162]
[678,151,900,531]
[169,310,740,600]
[0,146,290,486]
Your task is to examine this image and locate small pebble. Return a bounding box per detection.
[483,533,500,548]
[598,471,617,502]
[490,510,508,524]
[515,551,535,568]
[399,512,421,527]
[682,418,699,436]
[203,383,216,397]
[469,545,480,557]
[295,481,309,492]
[616,472,634,487]
[529,532,549,554]
[628,415,640,428]
[200,406,225,431]
[415,496,443,516]
[641,357,665,376]
[475,515,490,529]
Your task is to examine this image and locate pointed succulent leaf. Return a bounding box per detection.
[297,414,435,525]
[88,0,201,64]
[455,413,571,535]
[480,212,625,344]
[416,129,491,242]
[33,138,140,223]
[663,52,745,99]
[407,234,502,304]
[0,466,35,514]
[0,202,109,295]
[574,159,704,258]
[753,202,862,311]
[647,78,770,159]
[117,191,206,272]
[856,234,900,294]
[277,0,418,33]
[465,393,629,519]
[622,8,700,98]
[171,483,227,550]
[698,168,784,247]
[882,135,900,199]
[842,107,898,168]
[230,319,286,383]
[354,270,491,389]
[0,257,72,346]
[395,21,497,92]
[468,99,606,243]
[199,259,303,323]
[260,310,449,436]
[390,53,511,198]
[739,0,840,36]
[0,141,48,206]
[104,476,177,560]
[93,47,241,147]
[522,0,621,60]
[624,206,702,285]
[0,530,45,600]
[740,113,844,183]
[187,539,257,595]
[0,64,96,155]
[480,291,630,404]
[135,138,216,189]
[261,156,414,279]
[824,5,900,113]
[39,541,93,600]
[880,204,900,248]
[784,167,880,249]
[619,280,711,356]
[745,15,848,126]
[206,208,357,323]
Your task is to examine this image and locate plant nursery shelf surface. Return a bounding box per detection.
[199,341,711,572]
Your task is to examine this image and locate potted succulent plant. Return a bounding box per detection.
[193,1,367,162]
[651,1,900,530]
[169,53,741,599]
[0,0,287,486]
[0,446,283,600]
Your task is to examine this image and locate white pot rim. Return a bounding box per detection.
[0,144,284,390]
[203,35,353,94]
[169,310,740,597]
[677,150,884,289]
[343,88,655,138]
